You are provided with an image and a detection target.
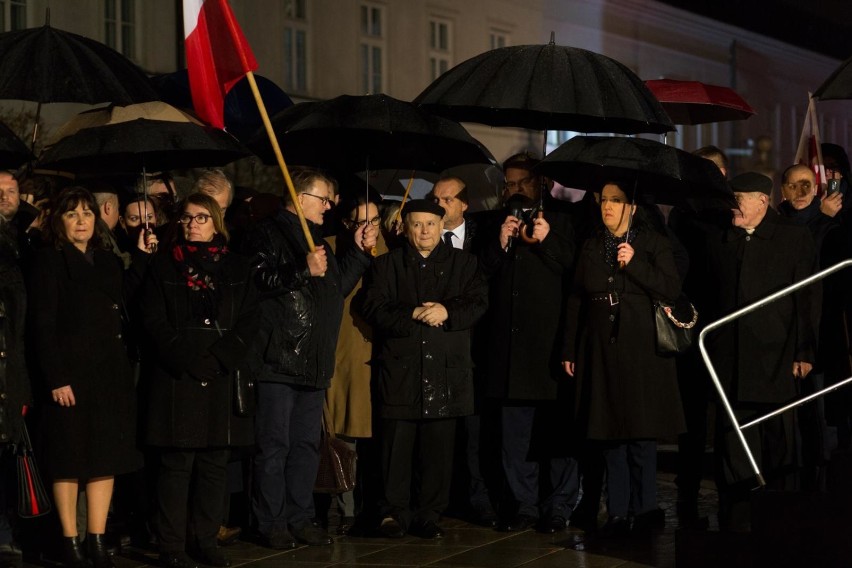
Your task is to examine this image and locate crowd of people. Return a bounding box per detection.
[0,141,850,568]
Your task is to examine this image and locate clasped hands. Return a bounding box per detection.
[412,302,448,327]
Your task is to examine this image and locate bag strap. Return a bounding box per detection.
[322,398,336,440]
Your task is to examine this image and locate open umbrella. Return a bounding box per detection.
[813,55,852,100]
[535,136,734,210]
[0,24,158,105]
[151,69,294,143]
[38,101,249,175]
[414,36,673,135]
[645,79,756,125]
[0,122,34,169]
[249,94,495,172]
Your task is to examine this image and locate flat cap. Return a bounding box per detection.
[402,199,445,218]
[730,172,772,195]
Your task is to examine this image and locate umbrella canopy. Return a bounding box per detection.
[0,24,158,104]
[645,79,756,125]
[813,55,852,100]
[414,40,674,134]
[38,102,249,175]
[535,136,734,210]
[0,123,34,169]
[250,94,496,172]
[151,69,294,142]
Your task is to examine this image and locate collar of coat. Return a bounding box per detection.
[402,239,453,267]
[725,207,780,242]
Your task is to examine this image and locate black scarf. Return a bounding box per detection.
[171,235,228,322]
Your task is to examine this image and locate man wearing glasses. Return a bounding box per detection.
[244,168,377,549]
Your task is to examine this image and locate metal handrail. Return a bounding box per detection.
[698,259,852,487]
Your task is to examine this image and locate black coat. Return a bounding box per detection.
[564,228,684,441]
[141,248,259,448]
[361,241,488,420]
[27,244,141,479]
[0,248,30,446]
[474,208,576,400]
[705,208,821,404]
[244,210,370,389]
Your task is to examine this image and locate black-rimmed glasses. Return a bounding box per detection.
[178,213,211,225]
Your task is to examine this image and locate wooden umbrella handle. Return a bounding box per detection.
[518,211,543,244]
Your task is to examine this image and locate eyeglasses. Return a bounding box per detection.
[782,181,813,192]
[302,192,333,207]
[348,215,381,228]
[504,176,535,190]
[178,213,211,225]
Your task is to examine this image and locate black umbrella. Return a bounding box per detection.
[0,122,34,169]
[38,102,249,175]
[414,38,674,135]
[814,55,852,100]
[535,136,734,210]
[250,94,496,173]
[0,24,158,105]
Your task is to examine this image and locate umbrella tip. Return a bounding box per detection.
[549,31,555,45]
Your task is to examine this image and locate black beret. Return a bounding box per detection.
[402,199,445,218]
[730,172,772,195]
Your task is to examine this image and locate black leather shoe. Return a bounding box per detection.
[87,533,116,568]
[259,527,297,550]
[470,509,498,528]
[537,516,568,534]
[159,552,199,568]
[291,524,332,546]
[194,547,230,567]
[60,536,89,568]
[408,519,444,539]
[597,516,630,538]
[378,516,406,538]
[336,516,355,536]
[496,514,538,532]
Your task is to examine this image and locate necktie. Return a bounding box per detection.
[444,231,455,247]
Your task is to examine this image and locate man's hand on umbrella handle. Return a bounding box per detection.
[530,213,550,242]
[500,215,520,249]
[562,361,575,377]
[793,361,813,379]
[617,243,634,267]
[355,223,378,256]
[307,247,327,277]
[820,192,843,218]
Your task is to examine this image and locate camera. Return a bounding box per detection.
[827,178,841,195]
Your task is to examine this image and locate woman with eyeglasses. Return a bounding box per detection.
[141,193,259,568]
[27,186,142,568]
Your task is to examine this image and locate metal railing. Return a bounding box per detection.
[698,259,852,487]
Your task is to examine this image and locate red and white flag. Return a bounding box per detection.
[183,0,258,129]
[794,93,826,195]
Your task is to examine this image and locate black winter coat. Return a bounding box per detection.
[0,250,30,446]
[141,248,259,448]
[564,228,684,441]
[244,210,370,389]
[474,208,576,400]
[705,208,821,404]
[362,241,488,419]
[27,244,141,479]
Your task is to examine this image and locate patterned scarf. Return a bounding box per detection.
[603,227,637,269]
[171,235,228,321]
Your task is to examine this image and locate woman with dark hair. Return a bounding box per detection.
[141,193,258,568]
[562,181,684,537]
[27,186,141,568]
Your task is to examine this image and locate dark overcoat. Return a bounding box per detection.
[0,252,30,446]
[361,240,488,420]
[27,244,141,479]
[564,228,684,441]
[141,249,259,448]
[474,208,576,401]
[705,208,820,404]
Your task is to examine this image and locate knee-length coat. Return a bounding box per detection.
[28,244,141,479]
[564,228,685,441]
[141,249,259,448]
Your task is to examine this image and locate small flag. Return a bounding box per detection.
[183,0,258,129]
[794,93,826,195]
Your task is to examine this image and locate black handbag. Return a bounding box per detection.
[654,297,698,355]
[232,368,256,417]
[17,419,51,518]
[314,402,357,494]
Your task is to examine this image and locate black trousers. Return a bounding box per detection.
[156,448,229,553]
[381,418,456,530]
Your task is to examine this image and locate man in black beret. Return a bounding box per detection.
[705,171,820,530]
[360,199,488,539]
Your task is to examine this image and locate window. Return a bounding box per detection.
[490,30,508,50]
[429,18,452,81]
[0,0,26,32]
[104,0,135,59]
[283,1,308,93]
[359,3,385,94]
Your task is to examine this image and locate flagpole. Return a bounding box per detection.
[394,171,417,227]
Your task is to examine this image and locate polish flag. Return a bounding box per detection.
[183,0,258,129]
[794,93,826,196]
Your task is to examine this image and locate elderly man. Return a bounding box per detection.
[706,172,820,530]
[244,168,377,549]
[362,199,488,539]
[194,170,234,214]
